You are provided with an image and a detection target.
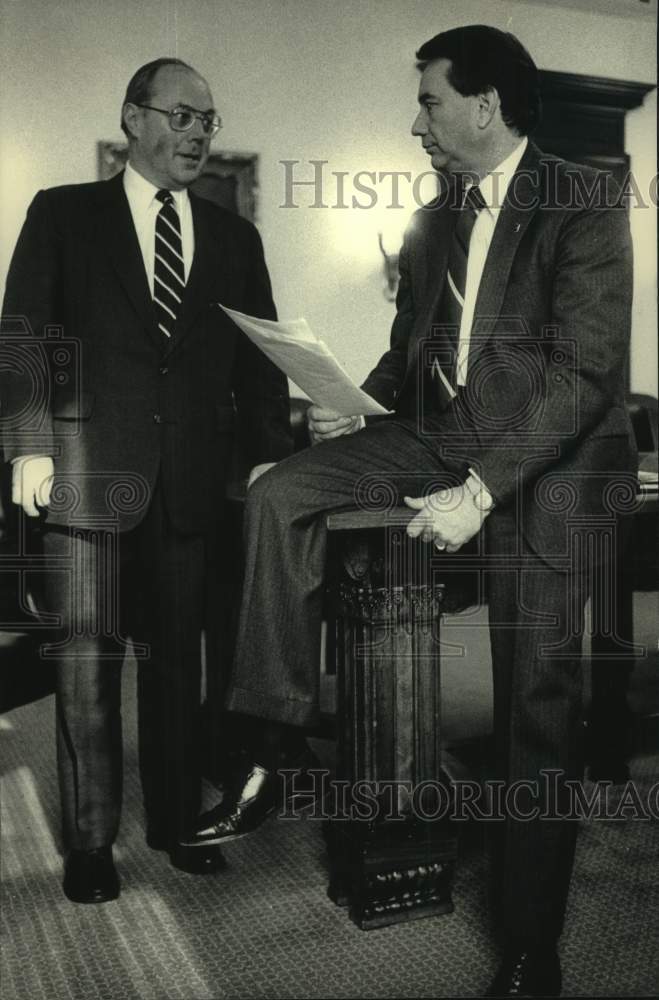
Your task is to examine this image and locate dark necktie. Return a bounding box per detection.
[431,184,486,392]
[441,184,486,329]
[154,189,186,339]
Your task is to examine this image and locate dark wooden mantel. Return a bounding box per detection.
[535,69,654,175]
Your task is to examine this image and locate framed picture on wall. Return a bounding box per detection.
[97,141,259,222]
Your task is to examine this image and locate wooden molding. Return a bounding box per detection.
[539,70,654,112]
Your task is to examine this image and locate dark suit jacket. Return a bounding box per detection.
[1,172,292,533]
[362,143,637,564]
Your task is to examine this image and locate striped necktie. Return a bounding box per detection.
[442,184,486,330]
[432,184,486,393]
[154,189,186,339]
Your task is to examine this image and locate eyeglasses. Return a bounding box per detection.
[136,103,222,137]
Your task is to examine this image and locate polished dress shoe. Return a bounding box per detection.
[63,847,120,904]
[146,827,226,872]
[169,843,227,874]
[182,747,325,848]
[488,945,561,997]
[181,764,277,846]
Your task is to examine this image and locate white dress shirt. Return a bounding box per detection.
[123,161,194,293]
[455,137,528,386]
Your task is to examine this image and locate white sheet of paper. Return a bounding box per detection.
[219,304,391,417]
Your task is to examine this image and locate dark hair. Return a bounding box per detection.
[121,57,195,136]
[416,25,541,136]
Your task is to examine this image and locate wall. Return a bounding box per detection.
[1,0,656,393]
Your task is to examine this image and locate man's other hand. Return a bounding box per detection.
[404,481,490,552]
[12,456,55,517]
[307,406,362,445]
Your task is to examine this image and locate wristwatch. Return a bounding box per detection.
[464,475,494,513]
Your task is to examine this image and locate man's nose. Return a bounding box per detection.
[411,110,427,136]
[188,117,207,140]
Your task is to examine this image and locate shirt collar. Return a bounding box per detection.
[124,160,190,215]
[476,137,528,218]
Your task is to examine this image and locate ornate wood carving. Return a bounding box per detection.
[323,521,477,929]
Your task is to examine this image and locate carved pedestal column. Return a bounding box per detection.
[324,514,467,930]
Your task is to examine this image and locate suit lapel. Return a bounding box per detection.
[466,142,542,371]
[404,186,455,381]
[98,173,161,347]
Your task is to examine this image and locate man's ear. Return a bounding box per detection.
[122,102,141,141]
[475,86,499,129]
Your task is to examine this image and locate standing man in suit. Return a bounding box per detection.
[185,27,635,997]
[1,58,292,903]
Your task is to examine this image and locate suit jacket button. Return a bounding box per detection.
[554,373,564,383]
[153,414,162,424]
[159,366,169,375]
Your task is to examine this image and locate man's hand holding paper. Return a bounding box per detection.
[307,407,363,445]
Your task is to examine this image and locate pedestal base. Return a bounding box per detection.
[324,817,457,929]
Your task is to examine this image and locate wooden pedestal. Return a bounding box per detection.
[324,512,474,929]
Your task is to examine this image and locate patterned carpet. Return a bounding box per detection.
[2,664,658,1000]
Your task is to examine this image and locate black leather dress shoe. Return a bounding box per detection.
[169,843,227,874]
[63,847,120,904]
[181,748,325,848]
[146,827,226,872]
[488,946,561,997]
[181,764,277,846]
